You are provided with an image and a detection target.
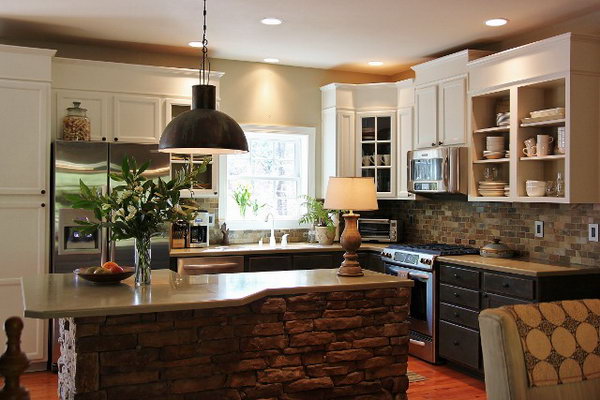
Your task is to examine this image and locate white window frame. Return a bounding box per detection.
[218,124,316,231]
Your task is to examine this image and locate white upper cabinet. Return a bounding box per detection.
[113,94,161,143]
[439,77,467,146]
[55,90,110,141]
[414,85,438,149]
[0,79,50,195]
[320,80,414,200]
[52,58,224,144]
[412,50,490,149]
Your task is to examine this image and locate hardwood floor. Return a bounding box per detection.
[6,356,487,399]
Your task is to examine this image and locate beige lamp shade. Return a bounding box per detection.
[323,177,379,211]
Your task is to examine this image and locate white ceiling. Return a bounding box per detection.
[0,0,598,74]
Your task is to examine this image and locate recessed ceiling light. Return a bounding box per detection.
[264,58,280,63]
[261,18,283,25]
[485,18,508,27]
[368,61,384,66]
[188,41,203,47]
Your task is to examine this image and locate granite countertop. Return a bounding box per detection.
[22,269,412,319]
[171,242,388,257]
[437,254,600,277]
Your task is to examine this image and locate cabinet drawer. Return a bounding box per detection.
[248,256,293,272]
[439,321,480,370]
[482,292,531,309]
[440,303,480,330]
[483,272,534,300]
[440,264,480,290]
[440,284,480,310]
[293,254,333,270]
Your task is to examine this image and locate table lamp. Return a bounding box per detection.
[323,177,379,277]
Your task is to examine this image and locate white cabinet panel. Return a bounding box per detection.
[55,90,110,141]
[0,199,48,363]
[415,85,438,149]
[113,95,161,143]
[337,111,356,178]
[397,107,413,198]
[439,77,466,145]
[0,79,49,195]
[0,279,47,362]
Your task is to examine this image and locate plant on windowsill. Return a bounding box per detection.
[299,196,339,245]
[232,184,265,218]
[66,156,206,286]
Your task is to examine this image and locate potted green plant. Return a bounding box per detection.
[299,196,338,245]
[232,184,265,217]
[67,156,204,286]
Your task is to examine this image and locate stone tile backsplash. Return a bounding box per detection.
[367,197,600,267]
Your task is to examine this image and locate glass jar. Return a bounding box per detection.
[63,102,91,141]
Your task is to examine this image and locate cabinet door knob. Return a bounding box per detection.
[438,141,443,145]
[453,273,459,278]
[114,138,119,142]
[41,189,46,195]
[502,283,510,288]
[41,203,46,207]
[453,340,459,346]
[101,137,107,141]
[431,142,436,147]
[453,292,459,297]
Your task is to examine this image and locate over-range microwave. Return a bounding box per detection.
[357,218,398,243]
[408,146,468,194]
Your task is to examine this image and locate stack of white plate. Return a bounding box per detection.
[484,136,505,159]
[504,185,510,196]
[478,181,508,197]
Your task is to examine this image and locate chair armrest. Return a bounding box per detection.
[479,308,530,400]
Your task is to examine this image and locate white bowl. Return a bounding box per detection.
[526,180,546,187]
[526,186,546,197]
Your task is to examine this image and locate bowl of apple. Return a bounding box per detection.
[74,262,135,284]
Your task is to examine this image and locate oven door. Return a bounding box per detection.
[384,263,433,337]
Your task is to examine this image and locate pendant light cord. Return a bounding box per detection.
[200,0,211,86]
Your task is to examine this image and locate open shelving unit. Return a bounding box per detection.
[467,33,600,204]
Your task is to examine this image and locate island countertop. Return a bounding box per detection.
[22,269,412,319]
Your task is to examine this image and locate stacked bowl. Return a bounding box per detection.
[526,180,546,197]
[484,136,505,159]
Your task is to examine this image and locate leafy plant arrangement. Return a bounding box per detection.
[299,196,338,232]
[232,184,265,217]
[67,156,206,285]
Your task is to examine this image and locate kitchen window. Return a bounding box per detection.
[218,125,315,230]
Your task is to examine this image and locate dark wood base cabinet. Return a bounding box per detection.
[438,262,600,373]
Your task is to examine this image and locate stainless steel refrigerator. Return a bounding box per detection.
[49,140,171,368]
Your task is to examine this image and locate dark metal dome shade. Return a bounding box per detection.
[159,85,248,154]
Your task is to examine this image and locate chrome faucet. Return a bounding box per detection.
[265,212,276,246]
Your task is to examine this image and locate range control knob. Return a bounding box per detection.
[420,258,432,265]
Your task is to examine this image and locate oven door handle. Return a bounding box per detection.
[409,339,426,347]
[409,272,430,281]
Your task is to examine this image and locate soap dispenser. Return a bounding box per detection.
[281,234,289,246]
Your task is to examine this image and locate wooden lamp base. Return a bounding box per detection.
[337,213,364,277]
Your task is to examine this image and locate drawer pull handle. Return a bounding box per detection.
[453,341,459,346]
[502,283,510,288]
[409,339,426,347]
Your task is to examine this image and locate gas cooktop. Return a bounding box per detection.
[386,243,480,256]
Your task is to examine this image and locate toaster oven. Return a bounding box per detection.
[357,218,398,243]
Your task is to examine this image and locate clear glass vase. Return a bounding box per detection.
[134,235,152,286]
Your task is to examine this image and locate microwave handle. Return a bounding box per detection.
[442,155,449,185]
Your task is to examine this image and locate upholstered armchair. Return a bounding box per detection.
[479,300,600,400]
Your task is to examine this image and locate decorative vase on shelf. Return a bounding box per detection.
[134,234,152,286]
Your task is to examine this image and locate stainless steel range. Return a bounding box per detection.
[381,243,479,363]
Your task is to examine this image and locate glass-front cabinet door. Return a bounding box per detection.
[356,112,396,198]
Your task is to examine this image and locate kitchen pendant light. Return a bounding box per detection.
[159,0,248,155]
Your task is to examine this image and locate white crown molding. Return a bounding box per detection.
[53,57,225,78]
[467,33,600,68]
[0,44,57,57]
[411,49,492,72]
